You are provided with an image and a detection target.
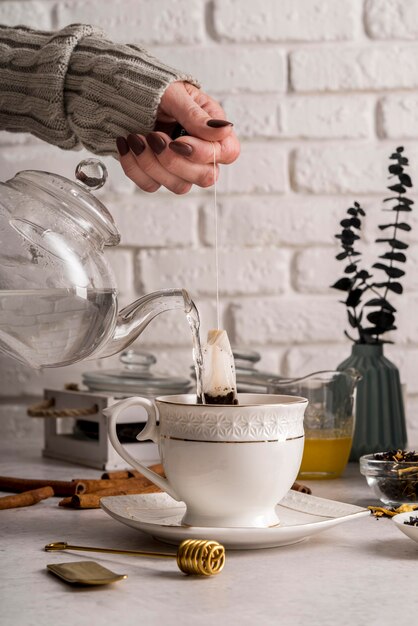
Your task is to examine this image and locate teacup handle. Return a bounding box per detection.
[103,397,180,501]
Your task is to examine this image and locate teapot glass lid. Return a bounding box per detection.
[8,159,120,247]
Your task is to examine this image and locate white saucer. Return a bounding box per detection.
[101,491,369,550]
[392,511,418,544]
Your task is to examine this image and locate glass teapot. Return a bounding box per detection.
[0,159,197,368]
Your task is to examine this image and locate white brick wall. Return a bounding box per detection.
[56,0,206,44]
[1,0,418,438]
[212,0,361,42]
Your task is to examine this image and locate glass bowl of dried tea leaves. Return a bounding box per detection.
[392,512,418,544]
[360,450,418,506]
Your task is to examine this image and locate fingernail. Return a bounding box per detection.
[169,141,193,157]
[146,132,166,155]
[206,119,233,128]
[116,136,129,156]
[127,134,146,156]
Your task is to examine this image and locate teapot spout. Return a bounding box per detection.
[97,288,198,359]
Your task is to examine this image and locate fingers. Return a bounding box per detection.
[169,131,240,166]
[146,131,220,188]
[117,134,191,195]
[160,82,234,142]
[116,136,161,193]
[116,133,218,193]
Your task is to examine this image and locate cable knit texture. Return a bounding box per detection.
[0,24,199,156]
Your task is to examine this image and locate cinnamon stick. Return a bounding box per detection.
[67,483,162,509]
[58,497,73,508]
[100,469,142,480]
[0,476,77,497]
[75,477,156,495]
[74,464,164,494]
[0,486,54,510]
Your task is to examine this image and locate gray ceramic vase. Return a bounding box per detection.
[338,344,407,461]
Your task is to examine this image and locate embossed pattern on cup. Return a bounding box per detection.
[158,395,304,442]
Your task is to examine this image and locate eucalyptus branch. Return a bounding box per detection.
[331,147,413,345]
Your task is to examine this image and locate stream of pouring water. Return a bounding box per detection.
[187,306,204,402]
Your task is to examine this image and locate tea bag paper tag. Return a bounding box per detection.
[202,329,238,404]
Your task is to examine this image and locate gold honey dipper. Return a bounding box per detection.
[45,538,225,577]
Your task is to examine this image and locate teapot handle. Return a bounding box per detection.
[103,397,180,501]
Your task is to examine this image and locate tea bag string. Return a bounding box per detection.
[212,142,220,331]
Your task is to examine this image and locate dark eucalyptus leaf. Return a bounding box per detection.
[379,222,411,232]
[336,251,348,260]
[372,262,391,272]
[347,208,357,216]
[389,164,403,175]
[340,229,360,245]
[379,251,406,262]
[375,282,403,294]
[340,218,352,227]
[397,147,404,153]
[356,269,372,280]
[367,310,395,329]
[344,263,357,274]
[346,288,363,308]
[364,298,396,312]
[387,184,406,194]
[384,196,414,206]
[375,238,409,249]
[386,267,405,278]
[400,173,413,187]
[372,263,405,278]
[391,205,412,212]
[398,197,414,206]
[396,223,412,231]
[331,277,353,291]
[350,217,361,228]
[391,239,409,249]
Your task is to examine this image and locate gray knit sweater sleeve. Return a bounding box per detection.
[0,23,199,156]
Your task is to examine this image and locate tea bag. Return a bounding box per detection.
[201,329,238,405]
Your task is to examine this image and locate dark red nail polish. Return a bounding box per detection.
[206,119,233,128]
[116,136,129,156]
[146,132,166,155]
[127,134,146,156]
[169,141,193,157]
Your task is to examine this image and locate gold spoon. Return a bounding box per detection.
[45,538,225,576]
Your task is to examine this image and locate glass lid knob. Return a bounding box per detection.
[75,159,108,190]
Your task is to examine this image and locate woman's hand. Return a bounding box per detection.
[116,82,240,194]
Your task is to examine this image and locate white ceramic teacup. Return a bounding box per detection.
[104,393,307,528]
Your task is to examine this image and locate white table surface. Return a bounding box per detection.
[1,440,417,626]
